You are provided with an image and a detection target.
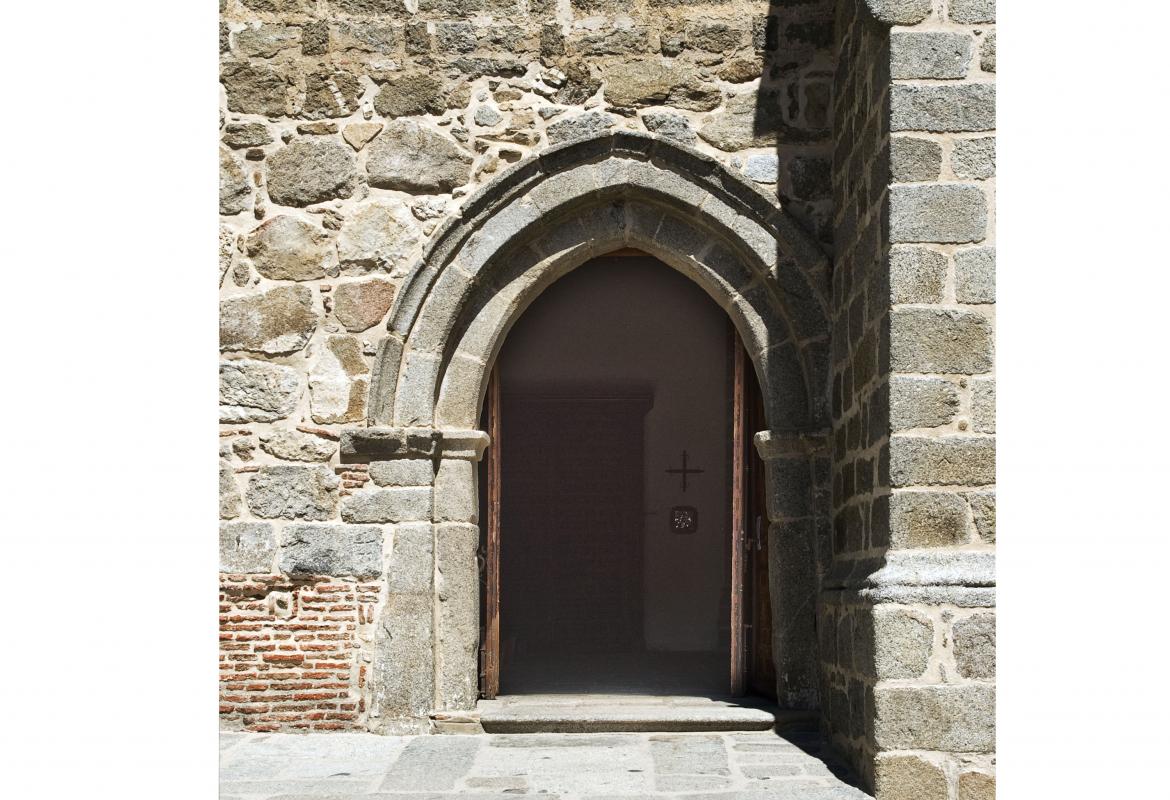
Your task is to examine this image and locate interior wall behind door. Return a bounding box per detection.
[498,255,732,652]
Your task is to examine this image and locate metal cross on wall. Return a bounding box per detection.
[665,449,705,492]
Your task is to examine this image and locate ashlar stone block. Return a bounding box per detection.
[890,184,987,244]
[874,753,948,800]
[870,605,934,680]
[891,84,996,132]
[279,523,383,579]
[369,459,434,487]
[890,490,970,548]
[220,521,277,574]
[890,137,942,183]
[890,435,996,487]
[890,32,973,80]
[955,246,996,303]
[953,611,996,679]
[890,376,959,430]
[873,684,996,752]
[890,246,947,303]
[891,307,993,374]
[246,465,340,520]
[341,487,432,523]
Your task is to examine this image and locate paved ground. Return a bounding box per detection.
[220,728,873,799]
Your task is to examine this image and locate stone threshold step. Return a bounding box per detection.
[477,694,807,733]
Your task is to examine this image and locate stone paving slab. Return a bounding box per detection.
[220,729,872,800]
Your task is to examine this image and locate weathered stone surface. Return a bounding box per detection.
[890,184,987,243]
[219,147,250,216]
[953,136,996,180]
[343,122,383,151]
[332,21,398,53]
[953,612,995,679]
[891,308,993,374]
[366,120,473,193]
[336,202,421,273]
[890,490,969,548]
[235,24,300,58]
[279,523,383,578]
[891,376,958,430]
[554,62,601,105]
[473,104,503,127]
[971,377,995,433]
[602,60,719,111]
[302,69,364,119]
[788,156,831,200]
[246,465,340,521]
[874,754,948,800]
[864,0,933,26]
[968,490,996,543]
[220,285,319,355]
[546,112,616,144]
[374,72,447,118]
[871,606,933,679]
[958,770,996,800]
[341,487,432,523]
[891,84,996,132]
[243,215,334,281]
[873,684,995,751]
[369,459,433,487]
[436,523,479,709]
[219,358,302,422]
[434,459,476,523]
[259,429,337,462]
[302,20,328,55]
[221,60,289,116]
[223,122,273,149]
[890,32,972,80]
[717,57,763,83]
[890,435,996,487]
[955,246,995,303]
[686,20,743,53]
[220,459,241,520]
[890,136,941,182]
[219,225,235,285]
[980,30,996,72]
[333,278,397,332]
[220,522,277,573]
[309,335,370,424]
[744,154,779,184]
[950,0,995,24]
[641,111,696,145]
[267,139,357,207]
[890,246,947,303]
[698,92,777,151]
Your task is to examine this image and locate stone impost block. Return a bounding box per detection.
[891,307,993,374]
[890,32,973,80]
[890,246,947,304]
[955,247,996,304]
[953,611,996,679]
[890,435,996,487]
[890,137,942,183]
[874,753,948,800]
[890,184,988,244]
[434,458,478,523]
[389,522,433,594]
[341,487,432,524]
[890,376,959,430]
[891,84,996,132]
[341,428,490,461]
[246,465,340,520]
[436,523,479,711]
[873,684,995,752]
[890,490,969,548]
[369,459,434,487]
[220,521,276,573]
[279,523,383,579]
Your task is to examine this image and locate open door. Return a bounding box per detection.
[743,345,776,699]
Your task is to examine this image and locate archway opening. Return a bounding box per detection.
[478,252,772,697]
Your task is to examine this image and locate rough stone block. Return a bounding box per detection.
[873,684,995,751]
[546,112,616,145]
[891,84,996,132]
[434,459,478,523]
[980,30,996,72]
[958,770,996,800]
[953,611,996,679]
[258,429,337,462]
[955,246,995,303]
[864,0,933,25]
[220,359,302,423]
[891,307,993,374]
[890,32,973,80]
[369,459,434,487]
[890,490,970,548]
[220,522,277,573]
[341,487,432,523]
[366,120,473,194]
[279,523,383,578]
[890,137,941,183]
[891,376,959,430]
[336,202,421,273]
[950,0,995,24]
[890,184,988,243]
[309,335,370,424]
[266,139,357,207]
[243,215,334,281]
[641,111,695,145]
[874,753,948,800]
[870,605,934,680]
[246,465,340,520]
[219,147,250,216]
[890,246,947,303]
[953,136,996,180]
[220,285,319,356]
[890,435,996,487]
[967,490,996,543]
[971,377,995,433]
[220,459,242,520]
[389,522,433,594]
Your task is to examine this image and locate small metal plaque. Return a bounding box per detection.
[670,505,698,534]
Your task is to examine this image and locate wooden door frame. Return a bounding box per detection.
[482,368,501,699]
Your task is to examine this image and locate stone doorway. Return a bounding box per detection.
[478,254,771,699]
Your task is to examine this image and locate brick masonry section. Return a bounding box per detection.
[219,574,381,732]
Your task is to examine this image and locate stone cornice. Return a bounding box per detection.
[341,427,490,461]
[823,550,996,591]
[753,429,830,460]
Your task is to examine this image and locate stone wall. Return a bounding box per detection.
[822,1,996,797]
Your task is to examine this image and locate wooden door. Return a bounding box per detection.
[744,350,776,698]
